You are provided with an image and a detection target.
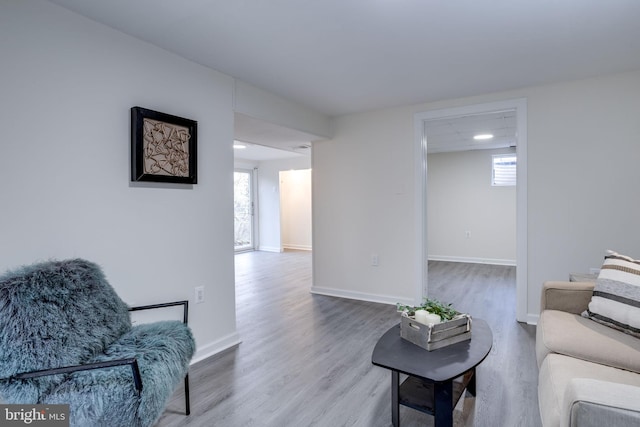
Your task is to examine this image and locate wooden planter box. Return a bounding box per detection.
[400,313,472,351]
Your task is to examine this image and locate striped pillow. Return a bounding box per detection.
[582,250,640,337]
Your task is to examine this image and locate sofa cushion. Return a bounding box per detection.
[541,281,595,314]
[539,353,640,427]
[582,251,640,337]
[536,310,640,373]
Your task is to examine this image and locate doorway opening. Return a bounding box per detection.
[234,168,255,252]
[414,98,528,322]
[279,169,313,252]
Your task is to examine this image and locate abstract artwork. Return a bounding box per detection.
[131,107,197,184]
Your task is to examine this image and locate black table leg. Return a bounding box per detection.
[391,370,400,427]
[467,367,477,396]
[433,380,453,426]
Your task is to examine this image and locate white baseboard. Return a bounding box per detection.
[283,244,312,251]
[428,255,516,266]
[191,331,241,365]
[312,286,540,328]
[258,246,282,253]
[310,286,413,307]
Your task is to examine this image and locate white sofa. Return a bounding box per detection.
[536,280,640,427]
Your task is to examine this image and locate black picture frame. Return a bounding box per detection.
[131,107,197,184]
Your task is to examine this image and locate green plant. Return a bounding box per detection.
[396,298,459,321]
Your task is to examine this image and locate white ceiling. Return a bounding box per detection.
[47,0,640,117]
[235,110,517,160]
[47,0,640,157]
[233,141,307,162]
[234,113,313,159]
[426,110,517,154]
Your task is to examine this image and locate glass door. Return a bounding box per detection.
[234,169,254,251]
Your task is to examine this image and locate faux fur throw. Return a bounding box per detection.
[0,259,195,427]
[0,259,132,380]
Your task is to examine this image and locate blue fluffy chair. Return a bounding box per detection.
[0,259,196,427]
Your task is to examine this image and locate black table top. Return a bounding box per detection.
[371,318,493,382]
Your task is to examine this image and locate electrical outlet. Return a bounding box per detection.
[371,254,379,267]
[465,230,471,239]
[195,286,205,304]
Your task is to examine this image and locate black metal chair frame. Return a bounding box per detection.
[129,300,191,415]
[1,300,191,416]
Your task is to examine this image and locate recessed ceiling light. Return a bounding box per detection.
[473,134,494,140]
[233,144,246,149]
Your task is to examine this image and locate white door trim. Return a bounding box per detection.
[413,98,528,322]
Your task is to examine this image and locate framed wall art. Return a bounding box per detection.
[131,106,197,184]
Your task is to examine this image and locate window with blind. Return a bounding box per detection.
[492,154,517,186]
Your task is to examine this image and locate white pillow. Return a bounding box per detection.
[582,250,640,337]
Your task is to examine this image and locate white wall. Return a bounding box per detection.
[280,169,312,251]
[312,109,417,305]
[256,157,311,252]
[427,148,516,265]
[234,81,332,139]
[0,1,328,362]
[313,69,640,317]
[0,0,237,361]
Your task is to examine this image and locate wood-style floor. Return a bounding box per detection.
[157,251,541,427]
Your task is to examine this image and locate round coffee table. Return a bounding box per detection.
[371,318,493,427]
